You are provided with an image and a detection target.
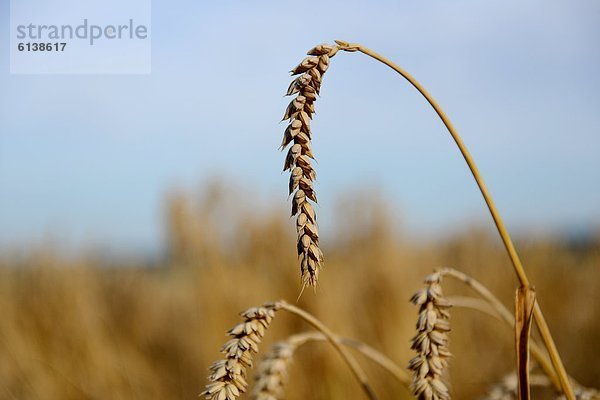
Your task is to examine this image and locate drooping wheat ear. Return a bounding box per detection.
[203,302,282,400]
[251,331,410,400]
[281,43,341,287]
[408,271,452,400]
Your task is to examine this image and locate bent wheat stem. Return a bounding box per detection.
[440,267,560,391]
[333,40,575,400]
[251,332,409,400]
[340,337,410,388]
[279,301,378,400]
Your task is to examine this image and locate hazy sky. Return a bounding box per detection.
[1,1,599,253]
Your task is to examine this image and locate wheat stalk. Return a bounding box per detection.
[250,331,410,400]
[438,267,561,390]
[447,294,557,387]
[281,43,342,288]
[408,271,452,400]
[432,269,600,399]
[339,40,575,399]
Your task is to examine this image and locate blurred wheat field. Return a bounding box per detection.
[1,183,599,400]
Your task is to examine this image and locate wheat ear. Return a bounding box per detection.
[251,331,410,400]
[203,301,377,400]
[408,271,452,400]
[281,43,341,288]
[250,332,312,400]
[203,302,282,400]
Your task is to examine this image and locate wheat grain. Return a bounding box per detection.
[203,302,282,400]
[282,43,341,288]
[408,271,452,400]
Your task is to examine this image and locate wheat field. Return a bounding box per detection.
[0,183,598,399]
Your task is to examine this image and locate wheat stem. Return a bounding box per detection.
[334,40,528,287]
[447,296,503,322]
[251,332,409,400]
[334,40,575,400]
[339,337,410,388]
[440,268,560,391]
[279,301,378,400]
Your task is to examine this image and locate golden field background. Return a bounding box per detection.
[1,183,599,399]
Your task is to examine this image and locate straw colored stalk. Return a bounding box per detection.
[438,269,600,399]
[281,43,340,288]
[438,267,561,391]
[326,39,575,399]
[250,331,410,400]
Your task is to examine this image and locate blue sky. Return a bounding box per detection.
[1,1,599,253]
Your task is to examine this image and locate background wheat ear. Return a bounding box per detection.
[408,271,452,400]
[281,43,340,288]
[250,332,315,400]
[203,302,282,400]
